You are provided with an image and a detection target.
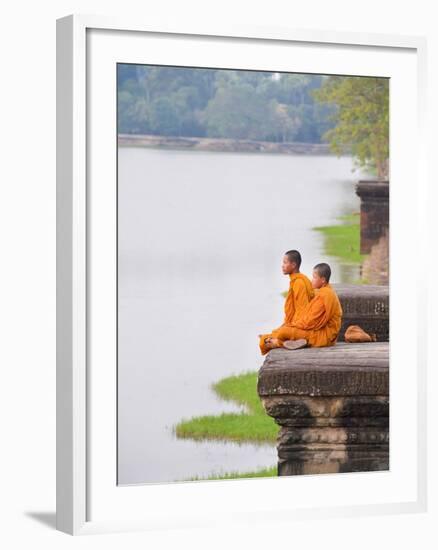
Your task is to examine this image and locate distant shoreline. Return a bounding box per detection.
[118,133,341,155]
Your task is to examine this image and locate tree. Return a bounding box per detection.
[201,83,273,140]
[311,76,389,179]
[117,65,341,144]
[268,102,301,142]
[149,97,180,136]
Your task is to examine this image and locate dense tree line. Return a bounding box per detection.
[117,66,389,177]
[117,65,336,143]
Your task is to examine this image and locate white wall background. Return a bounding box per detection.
[0,1,436,547]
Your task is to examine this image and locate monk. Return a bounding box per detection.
[258,250,314,355]
[266,262,343,351]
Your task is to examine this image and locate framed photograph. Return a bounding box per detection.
[56,14,428,535]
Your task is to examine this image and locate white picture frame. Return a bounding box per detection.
[56,13,428,536]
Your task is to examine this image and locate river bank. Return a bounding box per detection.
[186,465,277,481]
[174,371,278,444]
[314,212,363,264]
[312,211,388,285]
[118,133,336,155]
[174,371,278,481]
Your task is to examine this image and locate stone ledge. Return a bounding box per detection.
[355,180,389,198]
[257,341,389,475]
[333,283,388,299]
[258,343,389,397]
[333,284,389,342]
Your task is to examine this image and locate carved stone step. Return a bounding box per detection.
[333,284,389,342]
[257,342,389,476]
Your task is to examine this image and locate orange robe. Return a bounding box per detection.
[259,272,314,355]
[272,284,343,348]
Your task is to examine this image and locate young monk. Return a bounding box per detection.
[258,250,314,355]
[265,262,343,351]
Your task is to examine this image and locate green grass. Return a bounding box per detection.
[313,212,365,265]
[173,371,279,444]
[183,465,277,482]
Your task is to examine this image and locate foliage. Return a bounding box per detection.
[310,76,389,178]
[117,65,337,143]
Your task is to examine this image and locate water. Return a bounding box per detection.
[117,146,365,485]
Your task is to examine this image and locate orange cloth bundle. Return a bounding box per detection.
[344,325,377,343]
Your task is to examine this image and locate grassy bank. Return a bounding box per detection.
[313,212,365,264]
[184,465,277,482]
[174,371,278,444]
[174,371,278,481]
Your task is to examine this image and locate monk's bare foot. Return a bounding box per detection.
[266,338,282,349]
[283,339,307,350]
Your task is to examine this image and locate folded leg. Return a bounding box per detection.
[274,325,309,343]
[259,325,289,355]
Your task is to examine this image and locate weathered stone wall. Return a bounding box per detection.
[355,180,389,254]
[333,284,389,342]
[361,229,389,285]
[257,343,389,476]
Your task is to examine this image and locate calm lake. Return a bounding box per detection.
[117,146,365,485]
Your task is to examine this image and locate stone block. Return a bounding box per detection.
[334,284,389,342]
[257,343,389,476]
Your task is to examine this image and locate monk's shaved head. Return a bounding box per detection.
[313,262,331,283]
[284,250,302,269]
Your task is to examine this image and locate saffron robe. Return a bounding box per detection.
[271,284,343,349]
[259,272,314,355]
